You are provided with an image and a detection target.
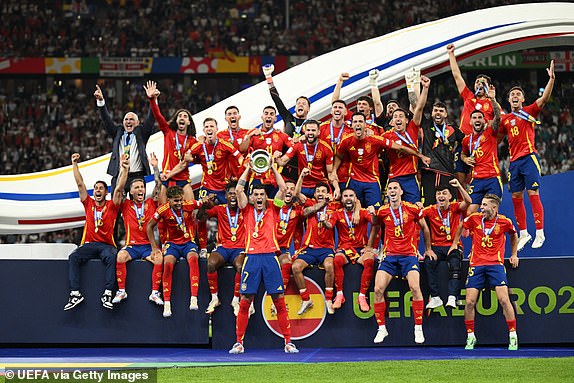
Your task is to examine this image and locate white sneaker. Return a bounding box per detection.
[509,335,519,351]
[284,342,299,353]
[446,295,457,309]
[231,299,240,317]
[465,333,477,350]
[325,300,335,314]
[112,290,127,304]
[414,324,425,344]
[205,296,220,314]
[426,296,443,309]
[148,291,164,306]
[249,302,255,317]
[189,296,198,311]
[199,248,208,259]
[163,301,172,318]
[229,342,244,354]
[517,233,532,252]
[374,326,389,343]
[532,234,545,249]
[297,299,314,315]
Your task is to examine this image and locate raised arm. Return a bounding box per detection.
[94,84,117,137]
[235,163,251,209]
[489,85,501,132]
[405,67,421,112]
[332,73,349,103]
[369,70,384,118]
[446,44,467,94]
[71,153,88,202]
[450,178,471,211]
[263,64,295,135]
[144,81,169,132]
[412,75,430,126]
[149,152,162,200]
[294,167,309,204]
[536,60,555,109]
[271,158,286,201]
[239,129,261,154]
[303,198,328,217]
[113,154,129,206]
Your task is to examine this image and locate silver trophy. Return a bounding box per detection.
[250,149,271,174]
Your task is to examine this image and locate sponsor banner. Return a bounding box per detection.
[45,58,81,74]
[100,57,153,77]
[0,58,45,73]
[461,51,550,69]
[550,51,574,72]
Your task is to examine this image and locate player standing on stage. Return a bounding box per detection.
[146,186,206,318]
[64,153,124,310]
[421,179,471,309]
[228,160,298,354]
[113,153,164,306]
[367,180,434,344]
[500,60,555,250]
[144,81,196,202]
[453,194,519,350]
[326,188,376,312]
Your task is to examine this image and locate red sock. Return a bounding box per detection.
[506,319,517,332]
[281,263,292,289]
[235,299,251,343]
[325,287,334,301]
[528,194,544,230]
[374,301,387,326]
[234,272,241,298]
[187,256,199,297]
[197,220,208,249]
[116,262,127,290]
[274,296,291,343]
[360,258,375,295]
[465,319,475,333]
[333,256,346,292]
[162,262,174,301]
[207,271,218,294]
[412,299,424,325]
[151,263,163,291]
[300,288,310,301]
[512,196,527,231]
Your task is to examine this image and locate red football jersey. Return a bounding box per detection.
[243,201,281,254]
[500,102,541,162]
[459,87,495,136]
[463,212,516,266]
[81,198,119,246]
[383,120,419,178]
[217,127,250,151]
[284,140,333,188]
[153,200,202,244]
[276,203,306,249]
[301,200,338,249]
[150,99,196,181]
[377,202,421,257]
[206,204,245,249]
[421,202,465,247]
[462,126,500,179]
[319,120,353,183]
[248,129,292,182]
[122,198,157,245]
[330,208,373,249]
[337,135,392,182]
[189,139,242,191]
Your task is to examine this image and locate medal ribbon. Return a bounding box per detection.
[175,133,188,159]
[122,132,134,155]
[481,215,498,239]
[294,119,308,136]
[436,205,451,236]
[389,203,404,233]
[394,130,416,148]
[279,206,292,231]
[303,142,318,168]
[512,109,541,125]
[343,209,355,237]
[469,132,482,157]
[134,202,145,227]
[254,208,265,234]
[93,205,105,230]
[434,123,448,143]
[202,139,218,170]
[330,121,344,149]
[226,205,238,236]
[171,207,187,235]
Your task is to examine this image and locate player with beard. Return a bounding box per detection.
[241,106,292,197]
[277,120,339,198]
[319,100,353,191]
[336,112,429,209]
[461,97,502,215]
[64,153,125,311]
[112,153,164,306]
[228,159,299,354]
[419,101,465,206]
[500,60,555,250]
[382,75,432,204]
[453,194,519,351]
[144,81,197,203]
[325,188,377,312]
[447,44,496,187]
[262,64,311,181]
[367,180,434,344]
[291,178,341,315]
[421,179,471,310]
[146,186,208,318]
[201,181,247,315]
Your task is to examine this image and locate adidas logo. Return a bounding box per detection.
[532,182,539,187]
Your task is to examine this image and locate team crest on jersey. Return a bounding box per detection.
[358,148,364,156]
[495,226,501,234]
[290,211,297,219]
[365,142,372,153]
[273,135,279,142]
[316,150,322,160]
[483,103,489,111]
[266,137,272,145]
[216,149,223,157]
[511,119,516,126]
[475,104,482,110]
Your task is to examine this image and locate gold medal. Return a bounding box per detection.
[94,227,99,233]
[231,235,237,242]
[281,229,286,235]
[252,232,259,239]
[447,234,451,240]
[207,169,213,175]
[184,232,190,238]
[481,237,487,247]
[139,225,143,231]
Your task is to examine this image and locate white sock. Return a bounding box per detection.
[509,330,517,338]
[211,293,218,300]
[536,229,545,237]
[359,293,366,298]
[336,291,344,296]
[520,229,529,238]
[71,290,81,296]
[104,289,112,295]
